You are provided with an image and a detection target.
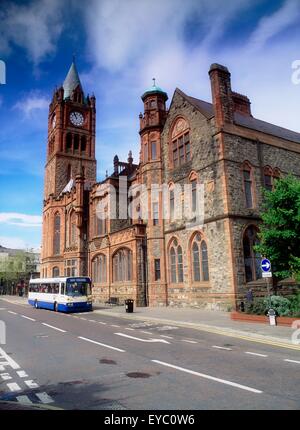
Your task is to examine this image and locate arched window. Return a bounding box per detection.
[53,213,61,255]
[95,204,108,236]
[243,225,261,282]
[169,239,184,283]
[242,162,254,208]
[144,142,148,163]
[66,133,72,153]
[81,136,86,153]
[74,134,79,153]
[92,254,107,283]
[171,118,190,167]
[264,166,281,191]
[191,233,209,282]
[112,248,133,282]
[70,211,77,246]
[169,186,175,220]
[52,267,60,277]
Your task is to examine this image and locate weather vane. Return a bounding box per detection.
[152,78,156,86]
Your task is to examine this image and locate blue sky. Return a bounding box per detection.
[0,0,299,251]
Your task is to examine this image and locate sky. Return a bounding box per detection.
[0,0,300,251]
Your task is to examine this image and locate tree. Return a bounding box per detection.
[0,250,36,286]
[256,174,300,281]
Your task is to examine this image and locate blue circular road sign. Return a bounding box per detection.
[261,258,271,272]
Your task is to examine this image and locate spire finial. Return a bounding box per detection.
[152,77,156,87]
[72,52,76,64]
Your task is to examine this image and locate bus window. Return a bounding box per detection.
[60,283,65,295]
[53,283,59,294]
[66,281,91,297]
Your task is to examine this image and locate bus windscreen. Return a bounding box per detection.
[66,281,91,297]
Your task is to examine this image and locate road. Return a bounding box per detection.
[0,298,299,410]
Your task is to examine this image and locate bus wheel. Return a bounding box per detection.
[54,302,58,312]
[34,300,38,309]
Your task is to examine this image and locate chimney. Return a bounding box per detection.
[209,63,233,128]
[113,155,119,175]
[232,91,252,116]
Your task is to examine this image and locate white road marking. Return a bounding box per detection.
[42,323,66,333]
[152,360,263,394]
[17,395,33,405]
[21,315,36,322]
[212,345,232,351]
[7,382,22,392]
[0,308,6,311]
[17,370,28,378]
[8,311,17,315]
[182,340,198,344]
[245,352,268,357]
[79,317,87,320]
[160,335,173,339]
[115,332,170,344]
[125,328,135,331]
[25,380,39,389]
[0,373,12,380]
[111,325,120,328]
[0,346,20,369]
[36,392,54,404]
[141,331,153,335]
[78,336,125,352]
[89,320,97,323]
[284,359,300,364]
[98,322,107,325]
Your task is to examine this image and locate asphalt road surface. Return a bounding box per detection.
[0,299,299,410]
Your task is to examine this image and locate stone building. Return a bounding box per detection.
[41,61,300,309]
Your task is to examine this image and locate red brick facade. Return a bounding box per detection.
[41,62,300,309]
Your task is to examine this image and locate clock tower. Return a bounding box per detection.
[44,60,96,200]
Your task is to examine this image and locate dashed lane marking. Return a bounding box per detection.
[212,345,232,351]
[24,380,39,389]
[111,325,120,328]
[7,382,22,392]
[98,322,107,325]
[21,315,36,322]
[140,331,153,335]
[35,392,54,404]
[245,352,268,358]
[78,336,126,352]
[42,323,66,333]
[0,373,12,380]
[125,328,135,331]
[284,359,300,364]
[115,332,170,344]
[16,395,33,405]
[8,311,17,315]
[181,340,198,344]
[0,346,20,370]
[152,360,263,394]
[160,335,173,339]
[17,370,28,378]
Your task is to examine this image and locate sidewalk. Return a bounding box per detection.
[1,296,299,350]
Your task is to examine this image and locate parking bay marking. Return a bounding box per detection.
[115,332,170,344]
[152,360,263,394]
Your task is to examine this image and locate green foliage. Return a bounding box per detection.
[0,250,36,284]
[255,175,300,281]
[245,292,300,317]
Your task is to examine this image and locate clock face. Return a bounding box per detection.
[70,111,84,127]
[52,114,56,128]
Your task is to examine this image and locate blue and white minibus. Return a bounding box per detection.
[28,277,92,313]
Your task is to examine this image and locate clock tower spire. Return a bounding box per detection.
[44,60,96,200]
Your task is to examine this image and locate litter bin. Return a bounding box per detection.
[125,299,134,313]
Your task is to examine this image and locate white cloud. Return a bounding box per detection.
[0,0,64,64]
[0,236,41,251]
[0,213,42,228]
[13,92,49,117]
[247,0,300,52]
